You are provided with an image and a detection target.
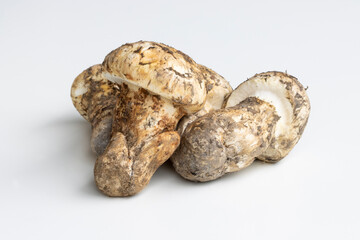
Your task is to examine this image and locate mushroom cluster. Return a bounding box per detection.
[71,41,310,196]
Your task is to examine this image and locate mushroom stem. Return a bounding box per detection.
[90,116,113,156]
[112,83,184,149]
[86,86,118,155]
[95,131,180,196]
[172,97,279,182]
[94,83,184,196]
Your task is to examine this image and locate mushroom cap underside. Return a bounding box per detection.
[225,71,310,161]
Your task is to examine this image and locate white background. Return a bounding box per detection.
[1,0,359,239]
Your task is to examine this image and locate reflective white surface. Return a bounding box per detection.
[1,0,359,239]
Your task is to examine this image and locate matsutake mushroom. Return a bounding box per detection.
[94,41,211,196]
[172,71,310,181]
[172,97,279,181]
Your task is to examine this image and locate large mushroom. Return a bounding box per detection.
[71,64,119,156]
[172,71,310,181]
[94,41,209,196]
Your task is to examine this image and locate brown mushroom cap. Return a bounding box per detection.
[225,71,310,162]
[172,97,279,182]
[102,41,207,113]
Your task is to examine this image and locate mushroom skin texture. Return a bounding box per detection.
[176,65,233,135]
[94,83,183,196]
[171,97,279,182]
[103,41,207,113]
[94,41,209,196]
[71,65,119,156]
[225,71,311,162]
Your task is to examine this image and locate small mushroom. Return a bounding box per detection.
[172,71,310,182]
[225,71,311,162]
[94,41,208,196]
[172,97,279,182]
[71,65,119,156]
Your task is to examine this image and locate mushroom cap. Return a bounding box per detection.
[172,97,279,182]
[176,65,233,135]
[225,71,310,162]
[71,64,118,121]
[102,41,207,113]
[198,64,233,110]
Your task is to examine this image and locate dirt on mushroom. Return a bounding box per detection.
[71,64,120,156]
[71,42,311,195]
[172,71,310,182]
[75,41,230,196]
[171,97,279,182]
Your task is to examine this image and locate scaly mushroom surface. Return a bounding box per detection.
[172,97,279,181]
[172,71,310,181]
[71,65,119,156]
[94,41,209,196]
[225,71,310,162]
[176,65,232,135]
[71,43,311,193]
